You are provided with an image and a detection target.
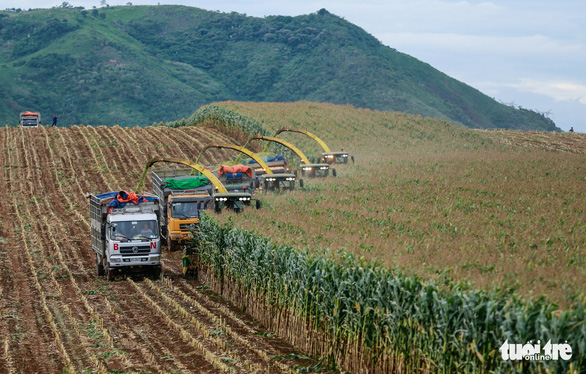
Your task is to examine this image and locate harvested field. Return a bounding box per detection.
[0,125,313,373]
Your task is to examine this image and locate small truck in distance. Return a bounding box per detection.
[20,111,41,127]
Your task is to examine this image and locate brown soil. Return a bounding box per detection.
[0,126,314,373]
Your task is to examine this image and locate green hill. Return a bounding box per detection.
[0,5,559,131]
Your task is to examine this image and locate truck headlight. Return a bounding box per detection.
[151,255,160,262]
[110,258,121,263]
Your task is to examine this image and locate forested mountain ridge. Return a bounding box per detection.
[0,5,558,131]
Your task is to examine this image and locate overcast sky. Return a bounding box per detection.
[3,1,585,132]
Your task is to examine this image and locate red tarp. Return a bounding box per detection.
[219,164,252,178]
[23,111,39,116]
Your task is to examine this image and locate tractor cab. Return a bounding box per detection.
[322,151,352,164]
[260,173,298,191]
[213,192,260,213]
[300,163,332,178]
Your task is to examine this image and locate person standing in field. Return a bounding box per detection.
[569,127,574,132]
[52,114,57,127]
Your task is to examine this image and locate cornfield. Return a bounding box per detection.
[195,213,585,373]
[1,101,584,373]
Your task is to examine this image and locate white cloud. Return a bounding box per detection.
[377,32,585,61]
[508,79,586,105]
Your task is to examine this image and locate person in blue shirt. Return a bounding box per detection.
[52,114,58,127]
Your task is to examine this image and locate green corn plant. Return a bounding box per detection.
[194,213,585,373]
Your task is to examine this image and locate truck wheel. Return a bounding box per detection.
[168,240,174,252]
[106,265,114,281]
[96,253,104,276]
[332,169,337,177]
[351,156,355,164]
[153,266,162,280]
[299,179,304,188]
[255,200,261,210]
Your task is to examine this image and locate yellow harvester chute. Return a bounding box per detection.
[274,128,332,153]
[135,157,228,193]
[246,135,311,165]
[196,143,274,174]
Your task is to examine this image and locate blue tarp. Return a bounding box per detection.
[248,154,285,164]
[226,172,242,180]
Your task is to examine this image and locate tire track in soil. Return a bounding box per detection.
[1,127,66,373]
[35,128,242,372]
[0,127,18,374]
[16,126,104,371]
[63,126,114,192]
[175,127,231,166]
[30,128,218,372]
[141,127,183,160]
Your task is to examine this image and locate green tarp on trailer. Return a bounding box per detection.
[163,176,210,190]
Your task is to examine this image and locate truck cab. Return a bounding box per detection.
[20,111,41,127]
[152,168,214,251]
[90,192,162,280]
[165,191,212,251]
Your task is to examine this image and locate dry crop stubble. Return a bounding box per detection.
[0,125,313,373]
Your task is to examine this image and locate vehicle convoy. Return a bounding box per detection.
[137,157,261,277]
[197,143,300,191]
[90,191,162,281]
[247,135,335,178]
[19,111,41,127]
[274,127,354,164]
[136,157,260,214]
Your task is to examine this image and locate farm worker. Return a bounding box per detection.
[52,114,57,127]
[140,222,154,237]
[569,127,574,132]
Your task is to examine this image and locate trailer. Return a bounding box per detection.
[90,191,162,281]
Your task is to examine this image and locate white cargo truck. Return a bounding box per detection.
[90,191,162,280]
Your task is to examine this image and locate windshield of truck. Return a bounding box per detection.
[110,220,158,241]
[171,201,208,219]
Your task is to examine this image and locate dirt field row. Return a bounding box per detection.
[0,126,309,373]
